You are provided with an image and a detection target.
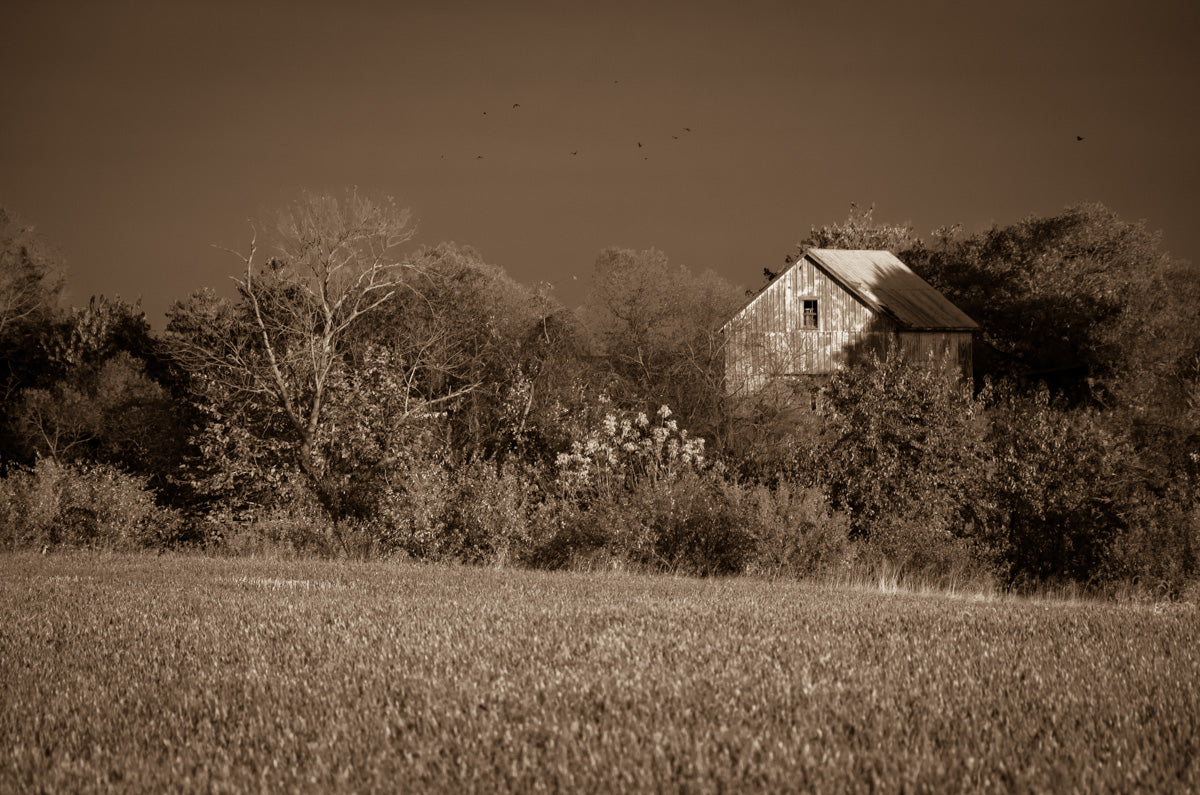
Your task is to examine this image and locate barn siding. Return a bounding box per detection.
[725,259,897,392]
[897,331,974,375]
[725,257,974,394]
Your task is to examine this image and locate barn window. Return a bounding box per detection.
[801,299,818,329]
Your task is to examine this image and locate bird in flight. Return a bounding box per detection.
[684,127,691,132]
[571,150,578,156]
[1076,136,1085,141]
[513,103,520,109]
[637,142,643,148]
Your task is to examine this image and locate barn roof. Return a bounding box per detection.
[806,249,978,331]
[725,249,978,332]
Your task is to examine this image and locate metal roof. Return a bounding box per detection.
[805,248,978,331]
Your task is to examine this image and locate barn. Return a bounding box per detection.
[722,248,978,394]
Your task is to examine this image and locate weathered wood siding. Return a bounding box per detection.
[897,331,974,377]
[725,258,895,393]
[725,259,975,393]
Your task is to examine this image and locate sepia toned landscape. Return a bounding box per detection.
[3,0,1200,791]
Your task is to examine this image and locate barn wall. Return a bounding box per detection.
[724,258,895,393]
[725,259,975,394]
[897,331,974,376]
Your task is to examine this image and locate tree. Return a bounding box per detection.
[913,203,1200,408]
[580,247,743,438]
[166,191,417,527]
[352,242,542,457]
[799,203,924,256]
[11,351,176,468]
[988,388,1137,584]
[805,348,995,573]
[0,208,65,467]
[6,296,186,487]
[0,207,63,345]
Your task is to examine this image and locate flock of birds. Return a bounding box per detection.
[441,87,697,163]
[440,98,1082,163]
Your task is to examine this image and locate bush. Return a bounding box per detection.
[526,468,754,575]
[374,450,540,565]
[0,458,177,550]
[808,349,991,540]
[373,447,456,559]
[1099,504,1199,598]
[528,402,754,574]
[444,460,540,565]
[857,514,993,585]
[201,476,343,557]
[742,481,855,578]
[642,470,755,575]
[989,390,1132,584]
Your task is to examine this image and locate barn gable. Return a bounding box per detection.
[723,248,977,393]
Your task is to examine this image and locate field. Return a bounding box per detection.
[2,553,1197,793]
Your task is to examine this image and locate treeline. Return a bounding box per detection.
[1,196,1197,595]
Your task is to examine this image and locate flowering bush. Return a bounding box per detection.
[523,399,757,574]
[553,402,706,499]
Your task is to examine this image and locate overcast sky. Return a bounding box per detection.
[3,0,1197,326]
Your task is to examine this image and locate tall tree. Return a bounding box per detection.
[581,247,743,437]
[0,208,63,344]
[806,347,994,571]
[914,203,1200,410]
[166,191,417,525]
[352,242,541,456]
[0,208,65,468]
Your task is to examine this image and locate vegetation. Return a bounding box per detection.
[3,553,1197,793]
[1,193,1198,596]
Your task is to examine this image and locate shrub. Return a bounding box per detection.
[802,348,997,579]
[373,446,457,559]
[374,448,541,565]
[857,513,993,586]
[519,400,757,574]
[0,458,177,549]
[553,402,706,501]
[640,469,755,576]
[532,402,755,574]
[809,349,991,537]
[444,459,540,565]
[524,497,623,571]
[1099,504,1199,598]
[742,481,855,578]
[989,389,1132,585]
[201,476,343,557]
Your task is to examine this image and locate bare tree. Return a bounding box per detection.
[0,207,63,340]
[169,191,417,524]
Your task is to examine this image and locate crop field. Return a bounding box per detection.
[2,553,1198,793]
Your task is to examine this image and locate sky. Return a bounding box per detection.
[2,0,1198,327]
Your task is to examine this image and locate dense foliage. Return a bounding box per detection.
[1,195,1198,595]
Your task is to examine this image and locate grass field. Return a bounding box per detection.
[2,552,1197,793]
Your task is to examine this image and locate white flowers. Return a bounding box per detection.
[553,399,705,495]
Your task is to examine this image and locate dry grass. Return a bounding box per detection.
[2,551,1197,793]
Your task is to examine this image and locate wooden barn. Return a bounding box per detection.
[722,248,978,394]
